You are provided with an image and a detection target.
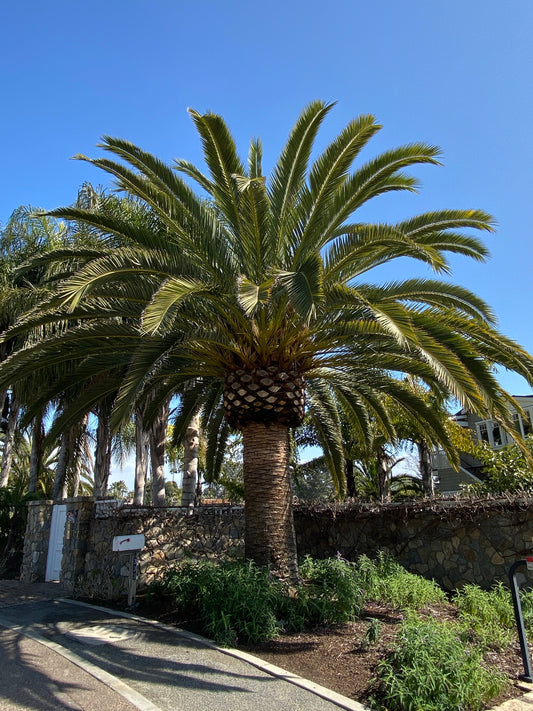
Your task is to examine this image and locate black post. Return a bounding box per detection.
[509,559,533,682]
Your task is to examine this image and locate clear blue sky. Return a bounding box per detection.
[2,1,532,400]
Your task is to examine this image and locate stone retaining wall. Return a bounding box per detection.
[20,496,533,597]
[20,500,53,583]
[294,499,533,591]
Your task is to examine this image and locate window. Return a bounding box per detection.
[478,422,489,443]
[476,420,505,448]
[492,423,503,447]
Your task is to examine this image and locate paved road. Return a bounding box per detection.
[0,581,365,711]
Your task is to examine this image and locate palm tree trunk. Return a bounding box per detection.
[181,413,200,507]
[241,421,298,581]
[53,433,69,501]
[134,405,149,505]
[418,439,435,497]
[94,409,112,498]
[345,458,356,498]
[28,413,45,493]
[150,400,169,507]
[71,414,89,497]
[0,394,20,488]
[376,445,390,502]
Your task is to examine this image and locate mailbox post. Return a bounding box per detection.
[112,534,145,607]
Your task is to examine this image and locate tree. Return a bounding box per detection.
[0,206,69,489]
[2,102,533,578]
[107,480,129,500]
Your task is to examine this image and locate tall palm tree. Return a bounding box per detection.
[3,102,533,578]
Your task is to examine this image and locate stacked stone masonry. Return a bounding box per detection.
[20,497,533,598]
[20,500,54,583]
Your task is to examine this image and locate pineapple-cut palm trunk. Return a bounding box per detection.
[242,422,298,581]
[181,413,200,507]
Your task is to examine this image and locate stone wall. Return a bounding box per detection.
[20,500,53,583]
[294,498,533,591]
[68,501,245,598]
[20,496,533,597]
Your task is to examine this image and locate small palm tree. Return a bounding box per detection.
[2,102,533,578]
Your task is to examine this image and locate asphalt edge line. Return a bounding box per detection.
[59,597,368,711]
[0,615,162,711]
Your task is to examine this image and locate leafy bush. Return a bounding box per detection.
[295,554,366,625]
[461,434,533,496]
[147,559,279,645]
[356,552,445,610]
[369,616,508,711]
[520,587,533,628]
[453,582,514,651]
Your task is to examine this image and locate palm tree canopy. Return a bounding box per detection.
[1,102,533,573]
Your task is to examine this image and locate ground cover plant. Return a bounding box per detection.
[142,553,530,710]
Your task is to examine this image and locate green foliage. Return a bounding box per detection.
[107,480,129,500]
[453,582,514,651]
[147,554,518,710]
[292,456,336,501]
[147,560,279,645]
[462,434,533,496]
[519,588,533,629]
[294,555,366,626]
[164,480,182,505]
[0,486,39,576]
[370,616,508,711]
[147,552,448,645]
[361,617,382,650]
[356,552,446,609]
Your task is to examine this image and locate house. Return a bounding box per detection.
[433,395,533,494]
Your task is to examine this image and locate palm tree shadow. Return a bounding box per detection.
[0,628,118,710]
[47,617,276,695]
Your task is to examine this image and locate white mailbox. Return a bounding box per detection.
[112,534,145,552]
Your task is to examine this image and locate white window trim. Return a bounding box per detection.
[476,408,533,449]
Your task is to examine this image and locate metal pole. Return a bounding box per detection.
[509,560,533,682]
[127,552,139,607]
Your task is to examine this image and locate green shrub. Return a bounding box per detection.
[146,560,279,645]
[369,616,508,711]
[296,555,366,625]
[198,561,279,645]
[453,583,514,651]
[356,552,445,610]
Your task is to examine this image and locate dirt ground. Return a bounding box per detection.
[134,597,529,708]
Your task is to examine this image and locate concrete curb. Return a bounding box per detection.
[0,614,162,711]
[60,598,368,711]
[59,599,533,711]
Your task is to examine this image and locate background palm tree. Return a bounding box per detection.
[2,102,533,578]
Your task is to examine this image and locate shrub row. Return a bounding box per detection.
[147,553,529,710]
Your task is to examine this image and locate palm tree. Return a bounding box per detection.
[3,102,533,578]
[0,207,69,488]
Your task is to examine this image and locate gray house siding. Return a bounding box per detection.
[435,395,533,494]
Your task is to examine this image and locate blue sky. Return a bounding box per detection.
[2,1,533,483]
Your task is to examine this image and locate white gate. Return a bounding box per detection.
[45,504,67,582]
